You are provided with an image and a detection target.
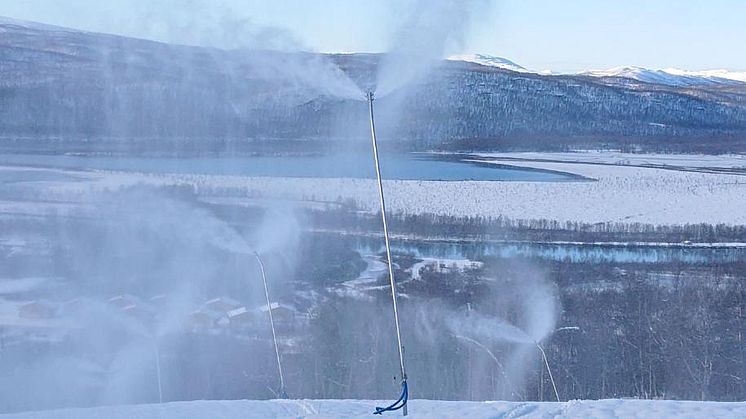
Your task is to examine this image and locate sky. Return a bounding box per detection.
[0,0,744,72]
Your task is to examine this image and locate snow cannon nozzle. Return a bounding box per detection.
[366,91,375,102]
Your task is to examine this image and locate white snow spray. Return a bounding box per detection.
[375,0,492,98]
[447,311,536,345]
[413,265,559,401]
[27,0,363,101]
[0,184,303,411]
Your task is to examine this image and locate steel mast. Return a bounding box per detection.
[367,91,408,416]
[254,251,287,398]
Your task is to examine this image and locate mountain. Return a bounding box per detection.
[447,54,528,73]
[664,68,746,84]
[1,17,746,153]
[447,58,746,88]
[582,66,746,87]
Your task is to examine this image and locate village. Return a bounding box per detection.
[0,294,309,351]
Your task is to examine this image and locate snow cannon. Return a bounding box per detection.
[366,90,409,416]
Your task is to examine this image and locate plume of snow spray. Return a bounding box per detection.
[0,185,303,411]
[446,311,535,345]
[375,0,491,97]
[427,267,559,400]
[27,0,363,101]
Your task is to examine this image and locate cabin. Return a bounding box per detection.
[108,294,142,310]
[121,303,155,325]
[108,294,155,325]
[258,302,298,330]
[18,301,57,320]
[204,297,243,313]
[60,298,85,316]
[189,309,224,333]
[149,294,169,306]
[226,306,257,333]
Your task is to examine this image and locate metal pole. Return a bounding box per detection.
[254,251,286,398]
[454,334,518,399]
[154,339,163,403]
[536,343,560,402]
[367,91,408,415]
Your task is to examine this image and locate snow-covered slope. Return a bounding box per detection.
[447,54,528,73]
[3,399,746,418]
[664,68,746,84]
[448,57,746,88]
[0,15,81,33]
[582,66,746,87]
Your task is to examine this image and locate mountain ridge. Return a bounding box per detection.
[581,65,746,87]
[1,16,746,153]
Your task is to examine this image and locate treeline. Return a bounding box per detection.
[307,207,746,243]
[547,262,746,401]
[289,257,746,402]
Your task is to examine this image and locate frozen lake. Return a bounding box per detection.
[0,153,579,182]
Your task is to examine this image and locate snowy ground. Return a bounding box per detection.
[334,254,389,300]
[474,151,746,171]
[2,398,746,418]
[333,254,483,301]
[409,258,483,280]
[2,151,746,226]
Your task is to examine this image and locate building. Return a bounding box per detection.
[189,309,224,333]
[18,301,57,320]
[226,306,258,333]
[204,297,243,313]
[258,302,298,330]
[108,294,156,326]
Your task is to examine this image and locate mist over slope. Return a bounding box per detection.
[2,17,746,153]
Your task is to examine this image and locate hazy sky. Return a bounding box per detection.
[1,0,744,72]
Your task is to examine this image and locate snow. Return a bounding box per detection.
[226,307,249,318]
[410,258,483,280]
[345,254,387,287]
[664,68,746,84]
[461,155,746,225]
[581,66,746,87]
[2,398,746,418]
[130,161,744,225]
[447,54,529,73]
[259,302,281,312]
[446,56,746,87]
[3,150,746,227]
[0,277,50,295]
[445,55,746,87]
[335,254,389,299]
[0,16,81,33]
[474,151,746,170]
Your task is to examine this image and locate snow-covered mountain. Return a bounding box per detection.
[447,53,528,73]
[449,56,746,88]
[582,66,746,87]
[664,68,746,84]
[2,15,746,153]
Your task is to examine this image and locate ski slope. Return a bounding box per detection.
[2,399,746,418]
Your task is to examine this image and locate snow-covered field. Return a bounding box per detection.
[2,151,746,226]
[476,151,746,170]
[2,398,745,418]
